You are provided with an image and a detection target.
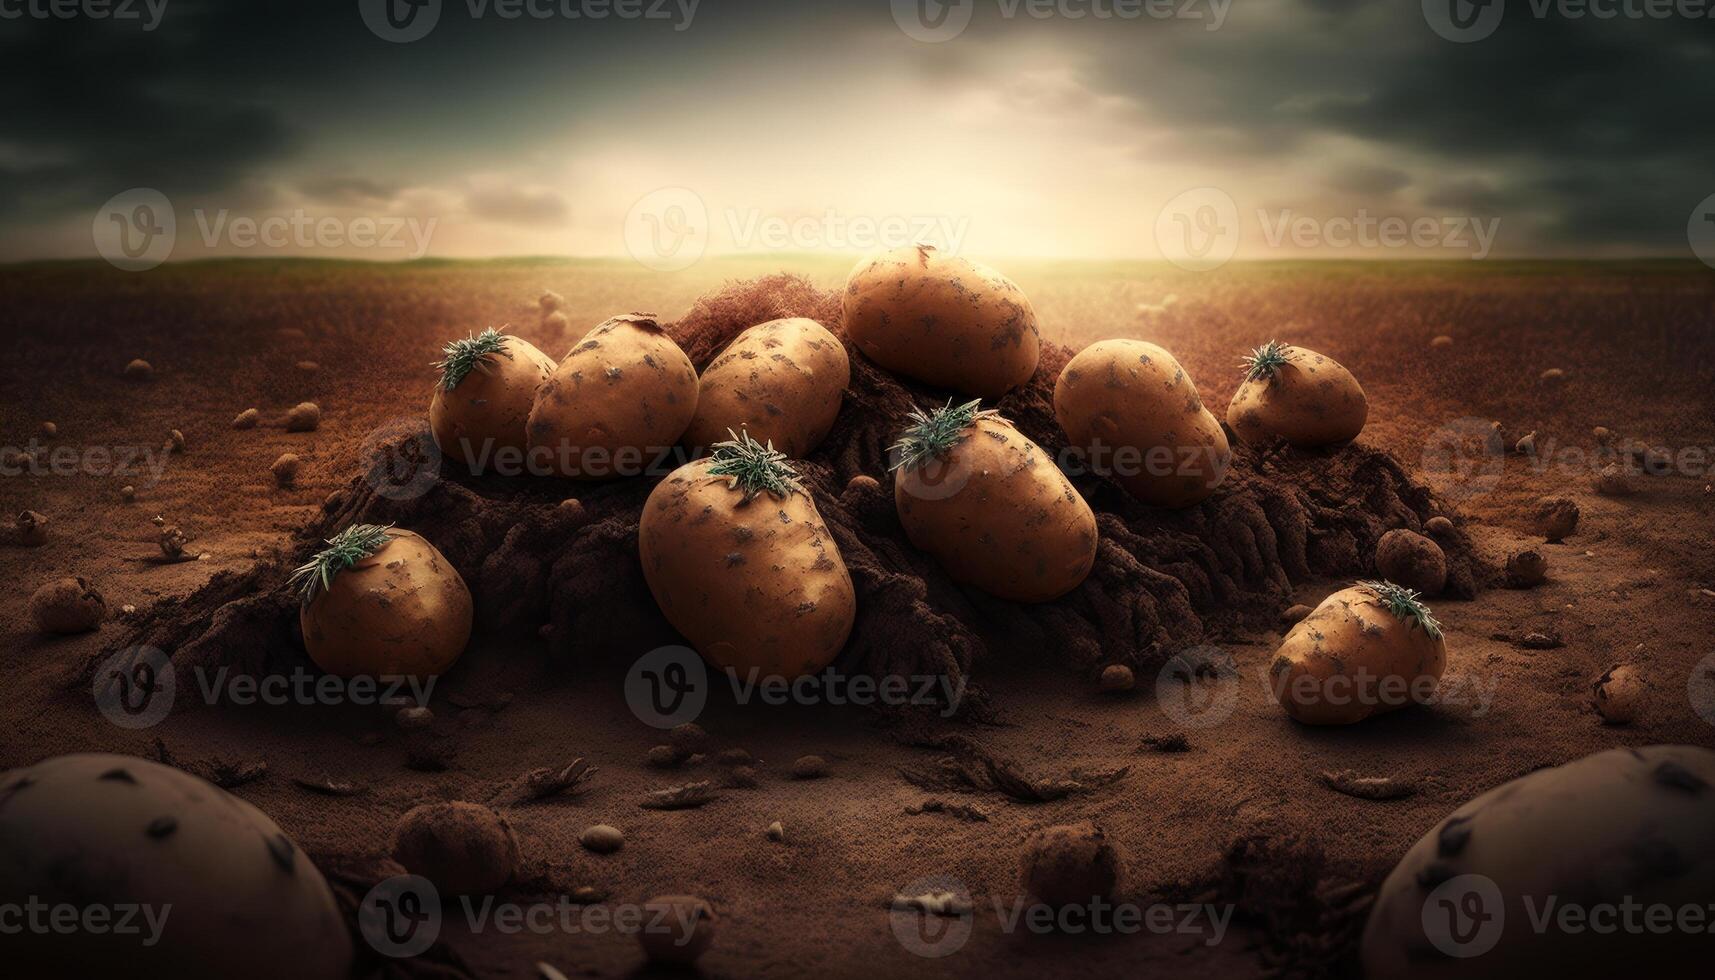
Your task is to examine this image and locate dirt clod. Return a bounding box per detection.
[29,577,105,633]
[791,755,829,779]
[233,408,260,430]
[123,358,153,380]
[271,453,301,488]
[285,402,321,432]
[15,510,49,547]
[1021,821,1122,908]
[1531,496,1579,542]
[1504,548,1548,588]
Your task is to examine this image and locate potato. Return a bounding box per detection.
[1268,581,1446,725]
[1361,746,1715,978]
[0,754,352,980]
[29,576,105,633]
[1053,340,1231,508]
[391,801,518,895]
[683,317,849,458]
[527,314,698,479]
[640,432,855,679]
[892,400,1097,602]
[429,328,555,469]
[842,244,1039,398]
[293,524,472,678]
[1375,529,1447,596]
[1021,821,1123,907]
[1226,341,1367,448]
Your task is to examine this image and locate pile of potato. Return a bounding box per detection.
[297,243,1394,686]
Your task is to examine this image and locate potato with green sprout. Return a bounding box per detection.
[0,754,352,980]
[892,400,1097,602]
[429,327,555,470]
[1226,340,1367,448]
[1269,580,1446,725]
[639,431,855,679]
[293,524,472,679]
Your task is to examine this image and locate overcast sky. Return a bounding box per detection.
[3,0,1712,262]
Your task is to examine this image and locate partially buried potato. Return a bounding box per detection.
[683,317,849,458]
[0,754,351,980]
[1226,341,1367,448]
[842,244,1040,399]
[892,400,1097,602]
[29,576,106,634]
[527,314,698,478]
[640,431,856,679]
[1054,339,1231,508]
[1269,580,1446,725]
[1362,745,1715,978]
[293,524,472,678]
[429,327,555,470]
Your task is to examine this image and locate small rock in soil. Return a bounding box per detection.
[1099,664,1135,693]
[123,358,153,380]
[232,408,260,430]
[646,745,685,768]
[791,755,828,779]
[579,824,624,854]
[1280,603,1313,625]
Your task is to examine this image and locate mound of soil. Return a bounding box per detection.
[109,275,1486,700]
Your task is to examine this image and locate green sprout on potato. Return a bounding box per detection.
[1358,579,1443,640]
[289,523,397,603]
[707,429,803,501]
[1240,339,1291,383]
[434,327,514,392]
[889,398,997,472]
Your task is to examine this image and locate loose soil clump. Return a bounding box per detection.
[108,275,1486,699]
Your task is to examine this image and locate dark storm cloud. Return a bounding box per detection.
[1065,0,1715,249]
